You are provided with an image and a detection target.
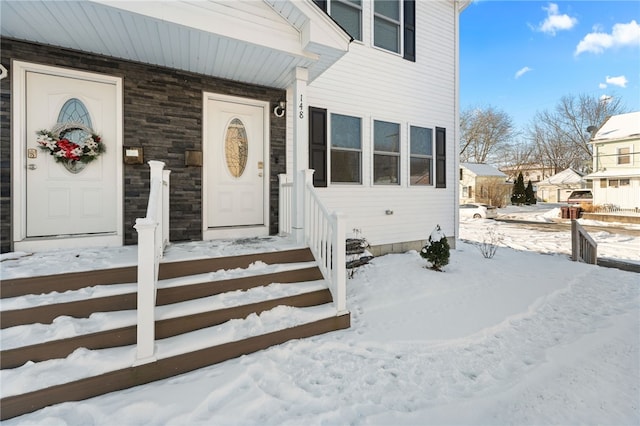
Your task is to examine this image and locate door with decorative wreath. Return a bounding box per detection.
[15,63,122,248]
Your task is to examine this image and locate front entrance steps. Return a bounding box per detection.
[0,247,350,420]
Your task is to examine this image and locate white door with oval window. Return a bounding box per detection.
[205,97,266,230]
[25,71,118,238]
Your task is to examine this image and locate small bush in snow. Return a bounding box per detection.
[475,226,503,259]
[421,225,450,271]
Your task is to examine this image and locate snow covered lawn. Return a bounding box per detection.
[1,205,639,425]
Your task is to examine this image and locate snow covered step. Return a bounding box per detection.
[0,248,316,299]
[0,305,350,421]
[1,282,331,369]
[1,262,323,328]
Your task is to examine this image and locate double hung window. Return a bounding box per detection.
[617,147,631,165]
[409,126,433,185]
[331,114,362,183]
[314,0,362,41]
[373,120,400,185]
[373,0,401,53]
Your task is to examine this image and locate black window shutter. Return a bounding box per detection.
[312,0,327,12]
[309,107,328,187]
[435,127,446,188]
[403,0,416,62]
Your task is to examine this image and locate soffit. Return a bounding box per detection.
[1,0,349,89]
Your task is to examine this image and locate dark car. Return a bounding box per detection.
[567,190,593,204]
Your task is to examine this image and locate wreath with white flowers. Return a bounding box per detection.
[36,122,105,167]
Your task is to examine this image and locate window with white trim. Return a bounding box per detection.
[409,125,432,185]
[314,0,362,41]
[331,113,362,183]
[374,0,401,53]
[374,120,400,185]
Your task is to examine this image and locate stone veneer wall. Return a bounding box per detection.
[0,39,286,252]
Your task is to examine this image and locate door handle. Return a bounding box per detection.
[27,164,37,170]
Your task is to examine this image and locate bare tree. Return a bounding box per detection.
[527,93,628,173]
[460,106,515,164]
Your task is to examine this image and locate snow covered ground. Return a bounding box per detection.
[1,204,639,425]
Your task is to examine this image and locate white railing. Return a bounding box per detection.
[133,160,171,365]
[301,170,347,314]
[571,219,597,265]
[278,174,293,236]
[278,171,347,314]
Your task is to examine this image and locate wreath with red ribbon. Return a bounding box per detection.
[36,123,105,165]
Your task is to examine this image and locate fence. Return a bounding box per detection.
[571,219,597,265]
[279,171,347,314]
[591,205,640,216]
[133,160,171,365]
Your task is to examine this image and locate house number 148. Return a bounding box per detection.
[298,95,304,119]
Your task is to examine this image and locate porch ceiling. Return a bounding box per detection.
[0,0,350,89]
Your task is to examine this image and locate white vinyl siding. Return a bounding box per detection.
[287,0,457,246]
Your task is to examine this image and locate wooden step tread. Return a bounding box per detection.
[1,266,324,329]
[1,248,315,299]
[1,289,333,369]
[0,312,351,420]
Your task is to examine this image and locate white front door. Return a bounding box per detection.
[205,97,267,231]
[25,71,118,237]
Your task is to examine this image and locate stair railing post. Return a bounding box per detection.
[133,217,157,365]
[162,169,171,252]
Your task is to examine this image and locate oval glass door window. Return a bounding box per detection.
[225,118,248,178]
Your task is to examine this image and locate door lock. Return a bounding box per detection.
[27,164,37,170]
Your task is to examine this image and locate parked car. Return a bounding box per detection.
[459,203,498,219]
[567,190,593,204]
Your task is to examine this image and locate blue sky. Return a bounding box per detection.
[460,0,640,131]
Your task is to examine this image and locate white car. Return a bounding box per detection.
[459,203,497,219]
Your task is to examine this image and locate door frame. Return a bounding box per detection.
[202,92,270,240]
[11,60,124,251]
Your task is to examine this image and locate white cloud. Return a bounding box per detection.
[599,83,607,89]
[575,20,640,55]
[538,3,578,35]
[515,67,533,79]
[605,75,628,88]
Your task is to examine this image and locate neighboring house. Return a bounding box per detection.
[536,168,586,203]
[460,163,509,207]
[1,0,469,254]
[584,111,640,210]
[500,163,553,185]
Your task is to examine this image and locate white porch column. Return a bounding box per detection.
[291,67,309,244]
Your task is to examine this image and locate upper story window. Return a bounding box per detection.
[374,0,401,53]
[373,120,400,185]
[331,113,362,183]
[410,125,433,186]
[315,0,415,60]
[617,147,631,165]
[314,0,362,41]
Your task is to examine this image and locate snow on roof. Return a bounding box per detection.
[592,111,640,142]
[584,168,640,179]
[460,162,506,177]
[537,168,584,186]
